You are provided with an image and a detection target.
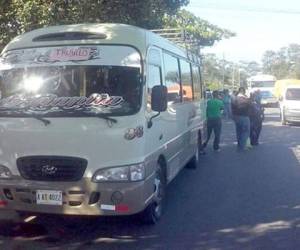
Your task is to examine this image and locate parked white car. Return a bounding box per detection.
[279,85,300,125]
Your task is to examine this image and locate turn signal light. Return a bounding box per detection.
[0,200,7,207]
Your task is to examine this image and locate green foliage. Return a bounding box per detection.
[163,9,235,48]
[202,54,261,91]
[262,44,300,79]
[0,0,17,47]
[206,82,220,91]
[202,54,223,89]
[1,0,237,91]
[0,0,189,50]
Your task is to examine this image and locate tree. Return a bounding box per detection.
[287,44,300,78]
[202,54,240,90]
[239,60,261,76]
[163,9,235,48]
[262,50,277,74]
[0,0,189,50]
[262,44,300,79]
[202,55,264,91]
[202,54,223,90]
[0,0,18,48]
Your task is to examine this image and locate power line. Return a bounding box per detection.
[189,4,300,15]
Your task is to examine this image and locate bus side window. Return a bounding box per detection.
[147,64,162,111]
[192,65,201,101]
[163,53,181,104]
[180,59,193,102]
[0,75,3,99]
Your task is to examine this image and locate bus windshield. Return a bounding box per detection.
[0,46,142,117]
[252,81,275,88]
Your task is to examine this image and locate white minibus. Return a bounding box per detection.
[247,74,277,106]
[0,24,206,224]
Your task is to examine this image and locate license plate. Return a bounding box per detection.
[36,190,63,205]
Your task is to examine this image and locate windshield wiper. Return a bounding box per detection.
[31,115,51,126]
[0,108,116,126]
[31,114,116,126]
[94,113,117,124]
[0,109,52,126]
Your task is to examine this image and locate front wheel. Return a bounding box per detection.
[281,110,287,125]
[186,131,201,169]
[16,211,35,220]
[185,146,199,169]
[141,162,166,224]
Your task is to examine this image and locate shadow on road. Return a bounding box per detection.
[1,109,300,250]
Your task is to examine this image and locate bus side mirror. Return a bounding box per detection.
[151,85,168,112]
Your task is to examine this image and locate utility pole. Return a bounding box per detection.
[232,64,235,91]
[238,67,241,87]
[222,52,225,90]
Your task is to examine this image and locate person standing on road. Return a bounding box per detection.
[203,91,224,152]
[232,87,251,151]
[249,91,264,146]
[222,89,231,119]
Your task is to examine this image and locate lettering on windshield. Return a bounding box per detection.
[49,48,94,62]
[0,93,124,112]
[1,46,100,65]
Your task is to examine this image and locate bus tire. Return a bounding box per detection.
[281,111,287,125]
[141,162,166,224]
[16,211,32,219]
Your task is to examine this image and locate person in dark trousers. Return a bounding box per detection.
[222,89,231,119]
[203,91,224,151]
[249,91,264,145]
[232,87,251,151]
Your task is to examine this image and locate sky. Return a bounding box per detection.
[185,0,300,63]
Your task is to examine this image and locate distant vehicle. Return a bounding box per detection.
[279,85,300,125]
[247,74,277,106]
[205,90,213,99]
[274,79,300,100]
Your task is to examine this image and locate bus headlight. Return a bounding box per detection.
[0,165,12,179]
[129,163,145,181]
[92,163,145,182]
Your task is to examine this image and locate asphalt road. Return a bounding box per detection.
[1,108,300,250]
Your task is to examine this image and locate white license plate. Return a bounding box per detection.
[36,190,63,205]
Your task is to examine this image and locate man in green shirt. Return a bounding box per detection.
[203,90,224,151]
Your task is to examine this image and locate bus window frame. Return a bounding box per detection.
[162,51,182,104]
[179,58,193,103]
[146,47,163,112]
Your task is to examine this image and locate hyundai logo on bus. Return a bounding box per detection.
[41,165,58,175]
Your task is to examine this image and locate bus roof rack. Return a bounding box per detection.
[151,28,200,63]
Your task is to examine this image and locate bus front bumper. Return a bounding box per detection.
[261,98,278,106]
[285,109,300,123]
[0,176,155,216]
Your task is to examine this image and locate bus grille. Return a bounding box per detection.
[17,156,88,182]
